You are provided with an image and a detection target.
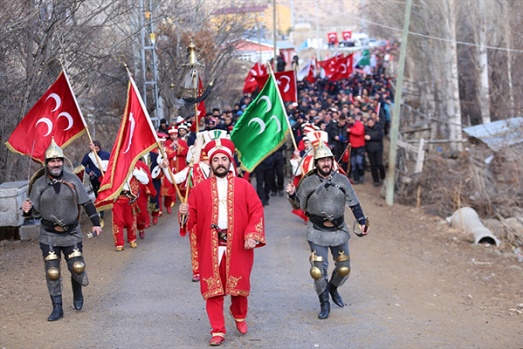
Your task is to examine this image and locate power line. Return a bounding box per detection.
[275,0,523,53]
[323,13,523,54]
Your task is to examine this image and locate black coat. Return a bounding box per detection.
[364,123,384,152]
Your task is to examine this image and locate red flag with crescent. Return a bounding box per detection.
[95,74,159,210]
[5,70,87,163]
[318,54,344,78]
[330,54,353,81]
[242,62,267,94]
[327,32,338,44]
[254,70,297,103]
[341,30,352,42]
[191,77,206,132]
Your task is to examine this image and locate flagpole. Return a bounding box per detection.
[293,60,298,104]
[126,69,185,203]
[267,64,298,151]
[183,161,193,203]
[62,68,105,177]
[187,41,200,133]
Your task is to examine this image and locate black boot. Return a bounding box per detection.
[328,282,344,307]
[48,295,63,321]
[72,277,84,310]
[318,289,330,319]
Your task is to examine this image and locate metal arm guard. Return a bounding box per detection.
[83,201,101,227]
[329,251,351,288]
[287,194,300,210]
[67,249,89,286]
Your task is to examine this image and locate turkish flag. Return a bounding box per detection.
[254,70,297,103]
[191,77,206,132]
[242,62,267,94]
[330,54,354,81]
[341,30,352,41]
[318,54,344,78]
[297,58,317,84]
[5,70,87,163]
[327,32,338,44]
[95,74,159,211]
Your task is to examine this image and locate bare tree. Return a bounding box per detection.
[0,1,137,182]
[475,0,491,124]
[0,0,269,183]
[153,0,267,118]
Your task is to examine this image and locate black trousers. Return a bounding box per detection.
[272,156,285,192]
[367,148,386,184]
[254,166,272,205]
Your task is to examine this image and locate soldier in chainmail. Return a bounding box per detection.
[286,141,369,320]
[22,139,103,321]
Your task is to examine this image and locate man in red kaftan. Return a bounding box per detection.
[179,138,265,347]
[164,125,188,212]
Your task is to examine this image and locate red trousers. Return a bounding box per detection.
[135,194,150,231]
[112,196,137,247]
[205,252,248,336]
[164,195,175,210]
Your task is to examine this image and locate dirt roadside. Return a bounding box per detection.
[0,181,522,348]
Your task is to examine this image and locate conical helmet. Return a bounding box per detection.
[314,141,333,160]
[45,138,64,161]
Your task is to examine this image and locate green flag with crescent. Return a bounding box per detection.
[231,73,289,172]
[357,49,371,66]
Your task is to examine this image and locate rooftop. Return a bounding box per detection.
[463,117,523,152]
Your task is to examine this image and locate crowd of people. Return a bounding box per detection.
[289,72,393,186]
[19,60,394,346]
[176,69,394,192]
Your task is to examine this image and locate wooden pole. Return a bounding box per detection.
[273,0,277,63]
[385,0,413,206]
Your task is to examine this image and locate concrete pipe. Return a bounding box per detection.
[450,207,500,247]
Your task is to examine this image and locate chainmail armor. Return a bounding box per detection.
[297,171,360,247]
[30,170,91,246]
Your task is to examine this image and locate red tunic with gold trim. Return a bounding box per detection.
[186,162,211,275]
[292,155,315,187]
[186,173,265,300]
[176,162,212,276]
[159,146,176,197]
[112,176,141,247]
[166,138,189,173]
[135,160,156,231]
[191,162,210,187]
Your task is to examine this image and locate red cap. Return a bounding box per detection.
[203,138,235,162]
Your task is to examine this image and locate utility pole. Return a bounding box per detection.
[385,0,412,206]
[140,0,164,127]
[256,13,262,63]
[273,0,277,62]
[290,0,294,30]
[315,1,320,61]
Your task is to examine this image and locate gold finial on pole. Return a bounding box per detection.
[187,41,198,67]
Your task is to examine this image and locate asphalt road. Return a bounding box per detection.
[84,194,383,348]
[4,181,521,349]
